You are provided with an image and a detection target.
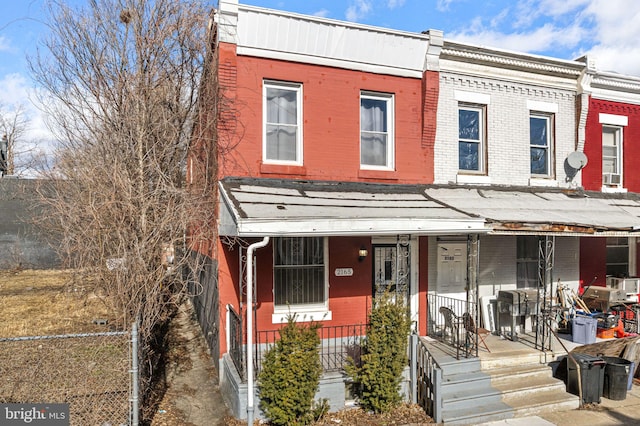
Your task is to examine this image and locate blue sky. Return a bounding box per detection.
[1,0,640,143]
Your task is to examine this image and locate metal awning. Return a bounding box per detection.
[218,178,640,237]
[425,186,640,236]
[218,178,486,237]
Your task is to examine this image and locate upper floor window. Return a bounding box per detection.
[264,81,302,164]
[273,237,326,308]
[530,113,553,176]
[360,91,394,169]
[602,125,622,187]
[458,104,485,173]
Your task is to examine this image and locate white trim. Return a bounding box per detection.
[599,113,628,126]
[233,217,488,237]
[272,309,332,324]
[601,186,628,193]
[456,174,491,185]
[360,91,395,171]
[528,178,559,187]
[527,100,558,113]
[454,90,490,105]
[272,236,330,319]
[263,81,303,165]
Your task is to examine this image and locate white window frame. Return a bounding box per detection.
[360,91,395,170]
[458,104,486,174]
[529,112,553,177]
[272,236,331,324]
[602,125,623,189]
[263,81,303,165]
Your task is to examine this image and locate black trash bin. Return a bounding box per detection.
[602,356,633,400]
[567,353,606,404]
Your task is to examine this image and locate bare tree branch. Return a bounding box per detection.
[29,0,218,419]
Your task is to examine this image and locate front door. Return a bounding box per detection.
[373,239,410,305]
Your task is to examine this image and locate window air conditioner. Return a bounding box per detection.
[603,173,621,185]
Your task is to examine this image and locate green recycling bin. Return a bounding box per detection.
[602,356,632,400]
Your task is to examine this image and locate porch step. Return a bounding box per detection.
[438,347,579,425]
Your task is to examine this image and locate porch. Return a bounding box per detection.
[416,330,580,425]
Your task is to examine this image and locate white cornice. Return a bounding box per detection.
[441,47,583,77]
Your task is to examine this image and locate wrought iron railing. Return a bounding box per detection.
[413,334,443,423]
[228,306,245,381]
[427,294,478,359]
[255,323,367,376]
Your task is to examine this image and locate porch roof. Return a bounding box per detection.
[424,186,640,236]
[218,177,486,237]
[219,178,640,237]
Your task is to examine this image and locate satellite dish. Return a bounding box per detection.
[567,151,588,170]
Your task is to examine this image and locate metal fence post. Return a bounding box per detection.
[131,321,139,426]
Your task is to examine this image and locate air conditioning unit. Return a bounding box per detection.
[603,173,621,185]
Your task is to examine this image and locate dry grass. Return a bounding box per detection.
[0,269,115,337]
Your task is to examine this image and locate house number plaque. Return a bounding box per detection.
[334,268,353,276]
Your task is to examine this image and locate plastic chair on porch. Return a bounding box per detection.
[462,312,491,353]
[439,306,461,346]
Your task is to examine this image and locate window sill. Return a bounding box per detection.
[272,309,332,324]
[456,174,491,185]
[601,186,627,193]
[260,163,307,176]
[358,169,398,180]
[529,178,558,187]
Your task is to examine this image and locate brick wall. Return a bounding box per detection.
[434,73,577,186]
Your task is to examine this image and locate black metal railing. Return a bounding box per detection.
[427,294,478,359]
[414,334,443,423]
[255,323,368,376]
[228,306,245,380]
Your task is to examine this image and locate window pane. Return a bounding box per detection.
[361,133,387,166]
[459,141,479,170]
[274,237,325,306]
[361,98,387,132]
[530,117,548,146]
[266,125,297,161]
[517,261,538,289]
[531,147,548,174]
[265,84,299,162]
[459,109,479,140]
[267,88,297,125]
[360,93,392,168]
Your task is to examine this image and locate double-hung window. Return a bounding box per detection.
[273,237,326,309]
[530,113,553,176]
[458,105,485,173]
[517,236,539,289]
[264,81,302,164]
[606,237,629,277]
[360,91,394,169]
[602,126,622,187]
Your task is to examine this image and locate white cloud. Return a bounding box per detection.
[579,0,640,75]
[449,22,586,54]
[0,36,11,52]
[387,0,406,9]
[313,9,331,18]
[436,0,456,12]
[346,0,373,22]
[0,72,54,147]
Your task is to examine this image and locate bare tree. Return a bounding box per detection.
[29,0,217,418]
[0,103,39,176]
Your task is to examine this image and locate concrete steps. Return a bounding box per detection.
[435,343,579,425]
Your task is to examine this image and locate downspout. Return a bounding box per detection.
[247,236,270,426]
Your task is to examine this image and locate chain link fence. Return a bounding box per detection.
[0,326,137,426]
